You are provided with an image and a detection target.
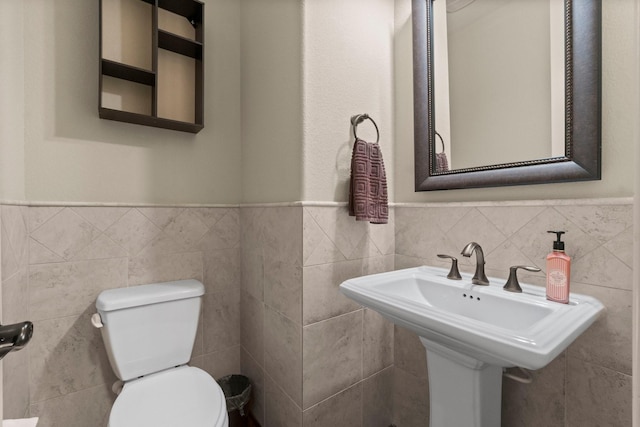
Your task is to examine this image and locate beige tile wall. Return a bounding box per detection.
[1,205,241,426]
[0,207,2,422]
[2,200,631,426]
[240,206,303,426]
[302,206,395,427]
[240,205,395,427]
[394,201,633,426]
[1,205,29,419]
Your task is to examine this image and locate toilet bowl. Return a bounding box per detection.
[109,366,228,427]
[94,280,228,427]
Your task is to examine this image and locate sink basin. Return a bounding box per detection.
[340,265,604,427]
[340,265,603,369]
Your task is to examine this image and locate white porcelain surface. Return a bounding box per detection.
[2,419,39,427]
[96,281,204,380]
[108,366,227,427]
[2,418,38,427]
[340,266,604,370]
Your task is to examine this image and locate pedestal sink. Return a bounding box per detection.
[340,266,604,427]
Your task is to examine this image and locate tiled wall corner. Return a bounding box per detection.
[1,205,30,418]
[362,367,394,427]
[241,205,395,427]
[2,205,241,427]
[394,201,633,426]
[0,206,3,421]
[240,206,304,426]
[303,310,363,409]
[302,382,362,427]
[392,365,429,427]
[301,206,395,426]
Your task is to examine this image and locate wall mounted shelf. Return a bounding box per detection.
[99,0,204,133]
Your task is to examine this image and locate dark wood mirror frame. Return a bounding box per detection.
[413,0,601,191]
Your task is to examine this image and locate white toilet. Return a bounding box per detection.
[93,279,229,427]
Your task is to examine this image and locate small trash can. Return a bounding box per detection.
[218,374,252,417]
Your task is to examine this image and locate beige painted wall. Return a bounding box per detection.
[240,0,303,204]
[301,0,395,203]
[3,0,634,205]
[0,1,26,201]
[4,0,243,205]
[446,0,553,169]
[240,0,396,204]
[395,0,638,202]
[2,0,394,206]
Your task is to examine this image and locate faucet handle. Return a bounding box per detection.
[437,254,462,280]
[503,266,541,293]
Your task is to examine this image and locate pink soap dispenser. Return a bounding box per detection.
[546,231,571,304]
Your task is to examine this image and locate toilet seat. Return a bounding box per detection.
[108,366,228,427]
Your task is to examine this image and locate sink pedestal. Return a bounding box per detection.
[421,338,502,427]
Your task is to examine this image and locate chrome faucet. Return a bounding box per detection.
[461,242,490,285]
[0,321,33,360]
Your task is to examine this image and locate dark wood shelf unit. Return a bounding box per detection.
[99,0,205,134]
[158,30,203,59]
[100,108,204,133]
[101,59,155,86]
[158,0,203,27]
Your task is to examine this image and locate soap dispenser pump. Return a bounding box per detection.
[546,231,571,304]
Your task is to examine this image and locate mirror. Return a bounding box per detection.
[412,0,601,191]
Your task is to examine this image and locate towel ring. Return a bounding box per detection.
[350,114,380,144]
[435,131,445,153]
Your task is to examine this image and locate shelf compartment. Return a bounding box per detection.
[158,30,203,59]
[100,76,153,115]
[158,0,203,27]
[158,7,197,41]
[101,0,153,70]
[157,49,197,124]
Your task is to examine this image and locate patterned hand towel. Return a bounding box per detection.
[349,138,388,224]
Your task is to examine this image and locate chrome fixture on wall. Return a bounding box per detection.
[0,321,33,360]
[350,113,380,144]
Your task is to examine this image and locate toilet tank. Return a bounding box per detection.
[95,280,204,381]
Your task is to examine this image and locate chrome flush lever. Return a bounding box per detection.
[0,321,34,360]
[437,254,462,280]
[503,266,541,293]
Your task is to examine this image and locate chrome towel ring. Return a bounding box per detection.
[350,113,380,144]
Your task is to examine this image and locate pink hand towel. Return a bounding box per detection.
[349,138,388,224]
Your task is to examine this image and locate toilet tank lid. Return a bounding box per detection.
[96,280,205,312]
